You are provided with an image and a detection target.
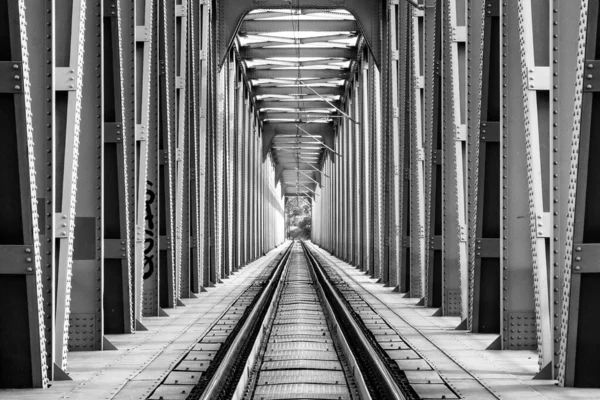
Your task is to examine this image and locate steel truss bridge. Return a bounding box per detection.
[0,0,599,397]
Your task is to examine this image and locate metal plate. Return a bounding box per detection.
[374,334,404,342]
[395,359,433,371]
[183,350,216,362]
[263,350,339,361]
[261,360,343,371]
[257,370,347,386]
[163,371,202,385]
[404,370,445,384]
[272,324,328,333]
[269,334,331,343]
[384,349,421,360]
[380,341,411,350]
[253,383,351,400]
[175,360,210,372]
[411,383,459,399]
[192,342,221,351]
[275,318,326,324]
[149,384,195,400]
[267,342,334,352]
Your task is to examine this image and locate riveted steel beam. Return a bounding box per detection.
[247,69,349,80]
[217,0,382,68]
[258,100,339,109]
[254,86,344,96]
[240,19,359,34]
[240,47,356,60]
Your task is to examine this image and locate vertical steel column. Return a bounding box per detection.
[214,66,225,280]
[53,0,91,368]
[68,0,106,354]
[551,0,581,383]
[137,0,158,318]
[410,6,426,298]
[361,54,371,273]
[353,79,362,267]
[424,0,443,306]
[235,72,244,270]
[560,0,600,387]
[389,1,402,289]
[158,0,177,305]
[174,0,189,299]
[345,96,354,263]
[441,0,468,319]
[0,0,49,388]
[516,0,552,370]
[106,0,136,332]
[373,63,384,280]
[468,0,501,334]
[500,0,537,351]
[197,0,210,289]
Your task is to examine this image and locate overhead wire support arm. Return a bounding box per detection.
[294,125,342,158]
[294,168,320,186]
[273,147,330,178]
[296,182,320,196]
[298,80,360,125]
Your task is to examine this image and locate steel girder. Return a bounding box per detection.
[254,86,344,96]
[248,69,349,80]
[216,0,383,67]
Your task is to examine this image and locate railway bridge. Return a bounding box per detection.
[1,0,600,398]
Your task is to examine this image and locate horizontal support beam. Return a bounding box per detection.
[250,59,349,69]
[240,47,356,59]
[258,100,339,109]
[254,86,344,96]
[248,69,349,80]
[260,113,335,120]
[240,20,359,33]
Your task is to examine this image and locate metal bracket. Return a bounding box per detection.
[176,148,183,162]
[584,60,600,92]
[200,50,208,61]
[481,121,500,142]
[104,123,122,143]
[391,50,399,61]
[176,76,184,89]
[135,124,147,142]
[55,213,70,238]
[415,147,425,162]
[0,245,36,274]
[175,4,187,17]
[54,67,77,91]
[535,212,552,238]
[485,0,500,17]
[455,124,467,141]
[527,66,550,91]
[135,26,150,42]
[0,62,24,93]
[451,26,467,43]
[136,225,144,243]
[572,244,600,273]
[104,239,127,259]
[474,238,500,258]
[103,0,117,17]
[459,225,467,242]
[392,107,399,119]
[432,149,442,165]
[416,75,424,89]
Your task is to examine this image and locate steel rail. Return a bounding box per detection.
[197,242,294,400]
[301,241,407,400]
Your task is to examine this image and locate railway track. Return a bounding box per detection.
[149,241,458,399]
